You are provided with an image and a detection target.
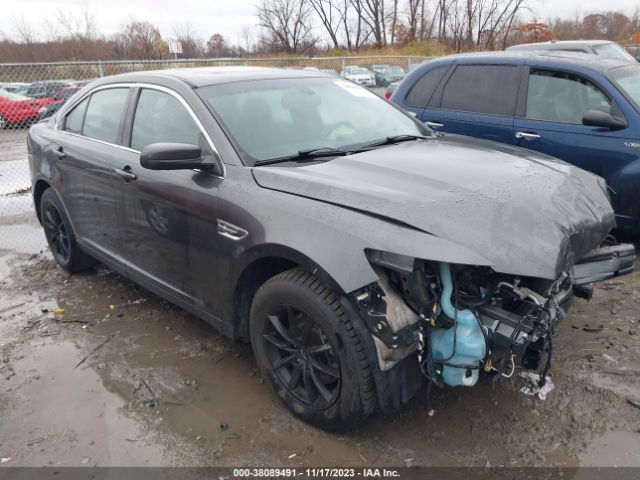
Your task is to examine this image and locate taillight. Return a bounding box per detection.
[385,92,391,100]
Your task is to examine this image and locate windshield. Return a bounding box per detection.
[0,90,30,100]
[349,68,369,75]
[610,65,640,109]
[386,67,405,74]
[201,77,427,165]
[593,43,635,61]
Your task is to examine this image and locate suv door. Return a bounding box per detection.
[421,63,522,144]
[115,86,224,316]
[513,66,636,227]
[53,87,130,262]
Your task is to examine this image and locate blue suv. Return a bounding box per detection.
[392,51,640,235]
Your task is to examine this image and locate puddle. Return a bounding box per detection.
[0,339,172,466]
[1,245,639,467]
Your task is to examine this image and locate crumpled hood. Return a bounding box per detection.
[252,135,616,280]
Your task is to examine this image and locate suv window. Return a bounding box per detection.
[441,65,520,115]
[131,89,203,152]
[526,70,613,124]
[405,65,449,107]
[82,88,129,144]
[64,97,89,134]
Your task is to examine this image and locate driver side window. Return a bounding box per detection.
[526,70,614,124]
[131,89,207,153]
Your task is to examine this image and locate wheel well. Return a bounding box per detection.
[233,256,298,342]
[33,180,51,222]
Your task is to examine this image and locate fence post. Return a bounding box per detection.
[97,60,104,78]
[342,57,346,72]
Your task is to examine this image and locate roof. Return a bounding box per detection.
[423,50,633,74]
[509,40,616,48]
[104,66,329,88]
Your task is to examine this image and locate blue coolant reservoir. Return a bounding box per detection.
[430,263,487,387]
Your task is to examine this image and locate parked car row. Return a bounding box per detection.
[0,80,85,128]
[342,64,407,87]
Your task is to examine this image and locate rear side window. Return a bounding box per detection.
[405,65,448,107]
[82,88,129,144]
[130,89,202,151]
[64,98,88,134]
[526,70,613,124]
[441,65,521,115]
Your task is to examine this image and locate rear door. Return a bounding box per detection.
[513,65,637,225]
[421,63,523,144]
[52,86,131,261]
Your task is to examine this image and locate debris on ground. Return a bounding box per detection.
[74,335,113,369]
[219,422,229,432]
[519,372,555,401]
[142,379,159,408]
[50,308,65,314]
[582,324,604,333]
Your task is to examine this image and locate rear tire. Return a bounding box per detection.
[40,188,95,272]
[250,268,377,431]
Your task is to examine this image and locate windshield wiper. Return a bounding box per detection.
[253,147,356,167]
[362,134,431,150]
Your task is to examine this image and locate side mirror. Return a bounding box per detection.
[140,142,220,173]
[582,109,626,130]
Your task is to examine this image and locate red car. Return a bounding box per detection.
[0,90,55,128]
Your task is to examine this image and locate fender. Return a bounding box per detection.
[228,243,345,296]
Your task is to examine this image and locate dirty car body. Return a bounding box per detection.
[27,67,635,429]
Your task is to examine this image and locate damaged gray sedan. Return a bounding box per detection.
[28,67,635,430]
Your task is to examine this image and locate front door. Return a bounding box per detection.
[513,67,637,227]
[113,87,224,316]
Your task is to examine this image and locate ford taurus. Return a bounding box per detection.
[28,67,635,430]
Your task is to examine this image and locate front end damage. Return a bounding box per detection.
[350,244,635,403]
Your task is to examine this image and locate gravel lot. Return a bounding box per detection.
[1,127,640,469]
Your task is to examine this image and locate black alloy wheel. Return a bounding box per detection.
[42,202,71,264]
[262,306,341,410]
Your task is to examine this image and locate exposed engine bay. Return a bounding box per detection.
[352,244,635,391]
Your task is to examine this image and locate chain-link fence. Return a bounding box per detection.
[0,55,432,252]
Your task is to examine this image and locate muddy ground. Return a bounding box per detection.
[1,129,640,469]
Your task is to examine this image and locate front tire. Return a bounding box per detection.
[250,268,377,431]
[40,188,95,272]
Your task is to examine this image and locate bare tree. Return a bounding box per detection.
[173,22,204,58]
[310,0,343,49]
[12,15,37,45]
[117,20,170,60]
[51,6,97,41]
[360,0,386,48]
[239,24,255,52]
[256,0,316,53]
[207,33,226,57]
[406,0,423,41]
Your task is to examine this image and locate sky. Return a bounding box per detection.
[0,0,638,46]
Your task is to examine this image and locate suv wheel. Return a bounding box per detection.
[250,268,377,431]
[40,189,95,272]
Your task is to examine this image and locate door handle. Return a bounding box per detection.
[53,146,66,159]
[515,131,541,141]
[426,121,444,129]
[115,166,137,183]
